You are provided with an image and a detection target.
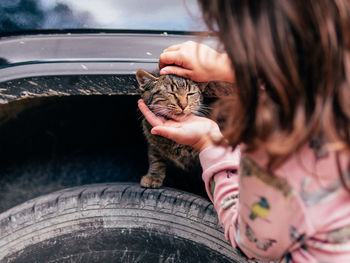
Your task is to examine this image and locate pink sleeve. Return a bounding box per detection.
[199,146,241,248]
[199,146,309,261]
[200,144,350,262]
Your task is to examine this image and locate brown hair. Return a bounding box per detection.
[198,0,350,177]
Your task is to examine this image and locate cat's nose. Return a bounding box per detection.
[179,102,187,110]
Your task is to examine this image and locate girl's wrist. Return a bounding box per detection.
[194,139,214,152]
[194,130,223,152]
[216,53,235,83]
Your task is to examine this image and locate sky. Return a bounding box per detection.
[38,0,206,31]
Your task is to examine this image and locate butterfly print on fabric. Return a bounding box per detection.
[245,223,277,251]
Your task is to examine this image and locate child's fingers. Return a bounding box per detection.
[137,99,164,127]
[159,66,192,79]
[159,51,184,70]
[162,44,181,53]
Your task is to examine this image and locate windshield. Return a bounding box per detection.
[0,0,206,34]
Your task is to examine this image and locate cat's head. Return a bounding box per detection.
[136,69,204,120]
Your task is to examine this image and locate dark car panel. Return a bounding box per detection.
[0,30,218,211]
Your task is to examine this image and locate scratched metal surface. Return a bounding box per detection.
[0,75,139,104]
[0,32,218,106]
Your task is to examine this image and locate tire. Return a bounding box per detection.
[0,183,249,263]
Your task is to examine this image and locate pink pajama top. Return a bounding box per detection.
[200,142,350,262]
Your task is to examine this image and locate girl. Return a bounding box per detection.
[138,0,350,262]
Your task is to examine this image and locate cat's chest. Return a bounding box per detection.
[142,119,198,168]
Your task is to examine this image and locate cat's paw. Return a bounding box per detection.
[140,174,163,188]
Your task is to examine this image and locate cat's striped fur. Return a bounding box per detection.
[136,69,205,188]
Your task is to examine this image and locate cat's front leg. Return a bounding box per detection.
[141,149,167,188]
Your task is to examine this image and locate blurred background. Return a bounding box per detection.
[0,0,206,33]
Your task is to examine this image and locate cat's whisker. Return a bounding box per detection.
[192,110,205,117]
[200,104,213,111]
[153,108,172,118]
[149,104,180,119]
[148,104,167,110]
[138,114,146,121]
[199,108,210,115]
[155,109,171,116]
[149,105,169,112]
[190,105,211,117]
[139,104,173,119]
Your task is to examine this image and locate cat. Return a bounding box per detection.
[136,69,206,188]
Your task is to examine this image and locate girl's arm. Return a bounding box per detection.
[200,146,242,249]
[138,99,244,249]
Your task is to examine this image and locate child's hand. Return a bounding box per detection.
[159,41,235,83]
[138,99,222,152]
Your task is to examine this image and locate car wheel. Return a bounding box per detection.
[0,183,248,262]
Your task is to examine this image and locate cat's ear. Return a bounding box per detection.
[198,82,208,92]
[136,70,158,91]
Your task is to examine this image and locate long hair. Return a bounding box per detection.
[198,0,350,180]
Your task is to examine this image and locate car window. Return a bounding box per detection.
[0,0,206,34]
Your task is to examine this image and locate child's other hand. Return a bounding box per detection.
[159,41,235,83]
[138,99,222,152]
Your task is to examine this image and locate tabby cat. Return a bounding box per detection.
[136,69,205,188]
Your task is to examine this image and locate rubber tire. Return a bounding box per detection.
[0,183,249,263]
